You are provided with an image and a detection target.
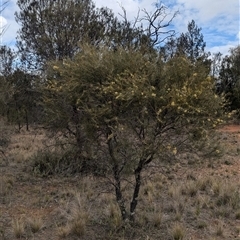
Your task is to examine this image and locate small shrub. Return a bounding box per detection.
[31,147,108,176]
[31,148,83,176]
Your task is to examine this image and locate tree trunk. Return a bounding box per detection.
[72,105,84,151]
[129,160,144,221]
[108,137,127,220]
[25,109,29,131]
[113,163,127,220]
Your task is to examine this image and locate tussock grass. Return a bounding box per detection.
[170,222,186,240]
[57,193,89,237]
[215,220,224,237]
[107,201,122,229]
[12,218,25,238]
[0,176,14,204]
[26,216,43,233]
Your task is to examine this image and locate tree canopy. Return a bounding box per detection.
[43,44,225,220]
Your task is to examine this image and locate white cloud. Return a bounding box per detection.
[208,45,234,56]
[0,16,7,27]
[175,0,238,21]
[0,0,238,54]
[1,0,19,45]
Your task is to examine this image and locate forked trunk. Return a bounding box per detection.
[129,161,144,221]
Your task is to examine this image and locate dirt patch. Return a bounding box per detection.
[220,124,240,133]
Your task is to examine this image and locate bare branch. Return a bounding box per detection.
[0,1,9,37]
[0,0,9,14]
[141,4,179,46]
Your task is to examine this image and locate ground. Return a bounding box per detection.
[0,120,240,239]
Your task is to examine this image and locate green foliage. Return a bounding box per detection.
[42,44,225,220]
[218,46,240,114]
[31,145,106,176]
[162,20,209,60]
[31,148,84,176]
[15,0,177,70]
[15,0,142,68]
[16,0,100,63]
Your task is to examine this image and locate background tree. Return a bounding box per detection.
[15,0,178,70]
[211,52,222,79]
[0,45,15,76]
[0,46,41,129]
[176,20,209,62]
[15,0,117,67]
[161,20,210,67]
[0,46,15,118]
[7,69,41,130]
[218,46,240,112]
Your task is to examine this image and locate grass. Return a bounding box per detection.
[26,216,43,233]
[1,119,240,239]
[170,222,186,240]
[57,193,89,237]
[11,218,25,238]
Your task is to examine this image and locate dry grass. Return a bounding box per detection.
[57,193,89,238]
[26,216,44,233]
[170,222,186,240]
[1,119,240,239]
[11,218,25,238]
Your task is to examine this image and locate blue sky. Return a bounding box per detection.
[0,0,239,55]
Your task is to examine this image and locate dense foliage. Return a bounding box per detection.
[43,44,224,220]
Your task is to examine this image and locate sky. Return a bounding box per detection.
[0,0,239,56]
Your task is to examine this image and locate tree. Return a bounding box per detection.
[218,46,240,112]
[0,45,15,76]
[8,69,41,130]
[161,20,210,66]
[44,44,225,221]
[15,0,178,69]
[0,46,41,129]
[176,20,209,62]
[15,0,116,67]
[0,46,15,118]
[211,52,222,79]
